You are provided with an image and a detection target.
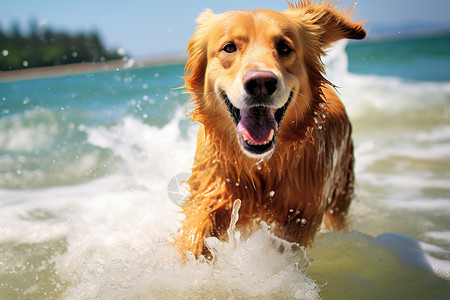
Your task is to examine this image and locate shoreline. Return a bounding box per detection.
[0,53,186,83]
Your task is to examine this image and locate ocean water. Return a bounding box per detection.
[0,33,449,299]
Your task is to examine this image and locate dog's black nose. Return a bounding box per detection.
[243,71,278,97]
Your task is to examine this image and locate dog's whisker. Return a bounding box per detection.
[205,90,228,116]
[195,91,218,96]
[291,91,312,118]
[190,90,227,116]
[212,95,226,116]
[292,90,324,116]
[291,90,323,106]
[293,101,304,129]
[288,92,305,128]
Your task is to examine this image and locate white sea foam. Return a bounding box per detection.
[325,41,450,121]
[84,108,197,189]
[414,125,450,142]
[60,201,317,299]
[0,108,59,152]
[424,231,450,246]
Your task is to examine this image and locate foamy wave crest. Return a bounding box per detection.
[324,41,450,120]
[83,107,197,189]
[0,107,113,189]
[0,108,59,153]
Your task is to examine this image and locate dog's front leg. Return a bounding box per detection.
[174,201,215,259]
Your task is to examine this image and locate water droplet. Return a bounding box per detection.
[314,117,318,124]
[257,165,262,170]
[117,48,126,56]
[22,60,29,67]
[2,49,8,56]
[301,219,307,224]
[226,178,231,183]
[269,191,275,197]
[289,209,294,213]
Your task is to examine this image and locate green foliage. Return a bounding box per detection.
[0,20,124,71]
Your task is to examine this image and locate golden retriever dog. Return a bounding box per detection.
[175,1,366,258]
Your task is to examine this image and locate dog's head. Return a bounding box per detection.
[184,1,365,159]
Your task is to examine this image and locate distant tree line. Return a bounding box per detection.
[0,19,124,71]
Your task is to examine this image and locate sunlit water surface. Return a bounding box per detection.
[0,35,449,299]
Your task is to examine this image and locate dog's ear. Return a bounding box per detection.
[183,9,216,95]
[285,1,366,48]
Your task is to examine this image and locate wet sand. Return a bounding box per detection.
[0,54,186,83]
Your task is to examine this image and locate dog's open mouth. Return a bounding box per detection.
[223,91,292,156]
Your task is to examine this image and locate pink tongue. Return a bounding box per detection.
[236,107,277,144]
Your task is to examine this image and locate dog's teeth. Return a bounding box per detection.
[242,129,275,146]
[267,129,274,142]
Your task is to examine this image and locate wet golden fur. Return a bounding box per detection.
[175,1,366,258]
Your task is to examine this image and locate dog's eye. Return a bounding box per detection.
[276,41,292,56]
[222,43,237,54]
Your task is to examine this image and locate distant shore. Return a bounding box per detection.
[0,54,186,83]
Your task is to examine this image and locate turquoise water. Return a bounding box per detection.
[347,33,450,81]
[1,65,188,189]
[0,34,449,299]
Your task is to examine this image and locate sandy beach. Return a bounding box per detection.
[0,54,186,83]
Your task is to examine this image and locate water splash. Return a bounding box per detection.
[199,199,318,299]
[55,195,318,299]
[227,199,241,244]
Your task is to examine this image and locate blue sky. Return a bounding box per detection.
[2,0,450,57]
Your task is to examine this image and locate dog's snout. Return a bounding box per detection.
[243,71,278,97]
